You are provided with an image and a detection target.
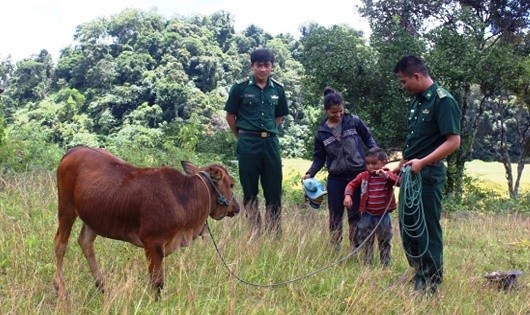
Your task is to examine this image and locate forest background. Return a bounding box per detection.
[0,0,529,203]
[1,1,530,313]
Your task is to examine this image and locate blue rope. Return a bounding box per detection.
[399,165,429,259]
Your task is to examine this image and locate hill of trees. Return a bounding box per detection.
[0,0,529,199]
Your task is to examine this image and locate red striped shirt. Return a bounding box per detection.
[366,175,389,211]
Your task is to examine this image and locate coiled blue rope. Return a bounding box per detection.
[399,165,429,258]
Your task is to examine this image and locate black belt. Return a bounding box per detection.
[238,130,272,138]
[429,160,445,167]
[404,159,445,167]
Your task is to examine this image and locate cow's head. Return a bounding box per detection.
[182,161,240,219]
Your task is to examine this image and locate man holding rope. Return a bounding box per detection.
[392,55,461,296]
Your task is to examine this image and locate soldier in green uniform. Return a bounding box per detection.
[224,48,289,238]
[392,55,461,295]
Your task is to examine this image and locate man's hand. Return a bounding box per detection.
[344,195,352,208]
[403,159,425,173]
[372,169,388,177]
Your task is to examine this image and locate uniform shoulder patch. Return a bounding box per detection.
[236,77,249,85]
[437,88,449,99]
[271,78,283,87]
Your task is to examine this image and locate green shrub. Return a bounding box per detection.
[103,139,197,169]
[443,174,530,214]
[0,126,63,173]
[196,129,236,164]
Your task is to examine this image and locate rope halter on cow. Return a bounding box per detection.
[197,170,234,207]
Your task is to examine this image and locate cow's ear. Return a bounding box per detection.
[181,161,198,174]
[209,167,224,181]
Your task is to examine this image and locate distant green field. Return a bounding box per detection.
[465,159,530,182]
[283,158,530,193]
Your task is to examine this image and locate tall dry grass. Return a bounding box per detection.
[0,170,529,314]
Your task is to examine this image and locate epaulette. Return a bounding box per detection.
[236,77,249,85]
[437,87,449,99]
[271,78,283,87]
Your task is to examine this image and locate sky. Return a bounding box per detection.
[0,0,370,62]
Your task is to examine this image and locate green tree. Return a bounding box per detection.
[86,57,118,91]
[298,24,400,148]
[0,56,13,91]
[0,57,14,147]
[8,50,54,105]
[107,8,166,50]
[124,102,163,128]
[243,25,272,48]
[360,0,530,199]
[194,11,236,53]
[175,113,201,153]
[484,94,530,199]
[115,51,156,85]
[426,1,530,198]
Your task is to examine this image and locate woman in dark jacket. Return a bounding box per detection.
[303,87,378,252]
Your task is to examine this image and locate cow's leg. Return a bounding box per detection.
[144,242,165,296]
[78,224,105,292]
[54,203,77,299]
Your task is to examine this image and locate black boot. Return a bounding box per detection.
[411,277,426,296]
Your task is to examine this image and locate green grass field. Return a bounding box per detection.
[0,162,529,314]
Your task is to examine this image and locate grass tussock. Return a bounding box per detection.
[0,171,529,314]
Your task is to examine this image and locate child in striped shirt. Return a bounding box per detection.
[343,147,398,266]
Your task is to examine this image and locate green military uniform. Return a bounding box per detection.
[400,82,461,287]
[224,76,289,233]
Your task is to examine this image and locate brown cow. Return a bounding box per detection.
[54,146,239,298]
